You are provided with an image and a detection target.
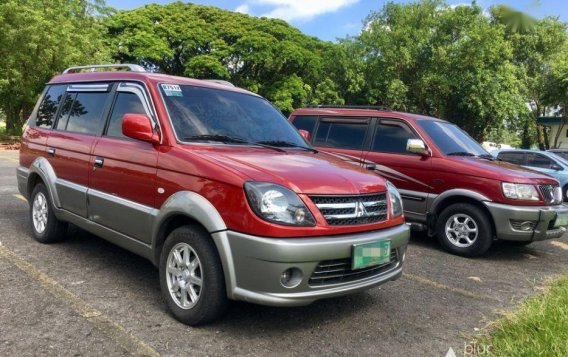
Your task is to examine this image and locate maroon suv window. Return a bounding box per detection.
[373,120,417,154]
[106,93,145,139]
[35,85,67,129]
[314,121,368,150]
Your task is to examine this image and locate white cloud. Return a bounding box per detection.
[235,4,250,14]
[235,0,359,22]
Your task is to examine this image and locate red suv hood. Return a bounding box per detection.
[190,146,387,194]
[447,157,558,184]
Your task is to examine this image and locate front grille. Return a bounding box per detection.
[309,249,398,286]
[310,193,388,226]
[538,184,562,204]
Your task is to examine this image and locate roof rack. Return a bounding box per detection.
[307,105,391,111]
[63,64,146,74]
[202,79,235,87]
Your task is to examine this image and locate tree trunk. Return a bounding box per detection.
[536,125,545,150]
[4,105,22,134]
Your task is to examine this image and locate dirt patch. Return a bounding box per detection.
[0,142,20,151]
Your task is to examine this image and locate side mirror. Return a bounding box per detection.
[406,139,428,156]
[551,164,563,171]
[122,114,160,144]
[298,129,311,142]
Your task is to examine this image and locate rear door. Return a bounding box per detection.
[496,151,526,166]
[311,117,371,167]
[363,118,433,220]
[46,83,112,217]
[88,82,159,244]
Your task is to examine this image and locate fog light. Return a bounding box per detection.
[519,221,535,231]
[511,219,536,231]
[280,268,303,288]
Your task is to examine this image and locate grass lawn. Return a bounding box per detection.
[477,275,568,356]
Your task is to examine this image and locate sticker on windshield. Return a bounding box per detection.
[161,84,183,97]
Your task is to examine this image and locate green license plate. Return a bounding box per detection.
[352,240,391,270]
[554,212,568,228]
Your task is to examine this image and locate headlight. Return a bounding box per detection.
[387,181,403,217]
[502,182,539,201]
[244,182,316,226]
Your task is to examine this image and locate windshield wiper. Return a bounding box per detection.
[477,154,498,161]
[447,151,476,157]
[256,140,318,153]
[184,134,285,152]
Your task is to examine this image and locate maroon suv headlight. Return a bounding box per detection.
[502,182,539,201]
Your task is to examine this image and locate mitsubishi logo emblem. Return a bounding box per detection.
[354,201,369,218]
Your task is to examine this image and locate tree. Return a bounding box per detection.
[491,6,568,149]
[104,2,343,115]
[0,0,111,133]
[350,1,527,141]
[542,45,568,148]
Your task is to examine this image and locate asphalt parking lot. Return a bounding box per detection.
[1,150,567,357]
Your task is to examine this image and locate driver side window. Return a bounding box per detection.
[106,92,146,139]
[526,153,554,169]
[373,120,418,154]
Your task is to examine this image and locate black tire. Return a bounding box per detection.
[159,226,227,325]
[29,183,68,243]
[435,203,493,257]
[563,184,568,202]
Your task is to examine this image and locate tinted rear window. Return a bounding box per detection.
[36,85,66,129]
[314,121,368,150]
[61,92,108,135]
[498,152,525,165]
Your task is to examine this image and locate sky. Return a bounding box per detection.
[106,0,568,42]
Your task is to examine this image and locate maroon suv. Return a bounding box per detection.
[290,106,568,257]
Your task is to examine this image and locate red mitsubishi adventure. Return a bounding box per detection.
[17,65,409,325]
[290,106,568,257]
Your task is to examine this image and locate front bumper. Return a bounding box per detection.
[211,224,410,307]
[484,202,568,242]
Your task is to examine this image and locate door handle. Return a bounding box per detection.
[47,148,56,156]
[93,157,104,169]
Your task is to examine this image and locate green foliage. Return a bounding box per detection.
[355,1,527,140]
[2,0,568,142]
[105,2,342,115]
[484,126,522,148]
[492,7,568,148]
[0,0,111,133]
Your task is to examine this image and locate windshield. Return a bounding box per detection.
[417,119,488,156]
[159,84,307,147]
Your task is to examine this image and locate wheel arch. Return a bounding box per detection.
[152,191,227,266]
[27,157,61,207]
[429,190,495,236]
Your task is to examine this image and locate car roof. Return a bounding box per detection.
[49,71,259,97]
[291,107,447,122]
